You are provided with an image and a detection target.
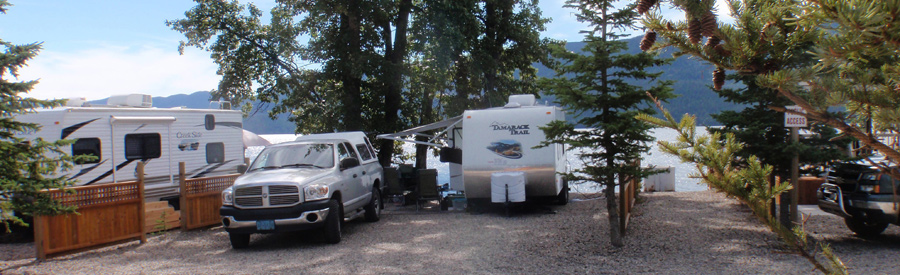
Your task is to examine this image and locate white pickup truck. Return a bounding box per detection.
[219,132,384,248]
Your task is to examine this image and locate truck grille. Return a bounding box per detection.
[234,185,302,208]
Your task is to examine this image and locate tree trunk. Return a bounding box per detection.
[338,2,363,131]
[606,175,623,247]
[376,0,412,167]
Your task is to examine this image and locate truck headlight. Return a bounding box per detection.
[222,187,234,206]
[859,185,880,193]
[304,185,329,201]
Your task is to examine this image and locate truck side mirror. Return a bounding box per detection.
[237,164,248,174]
[340,157,360,170]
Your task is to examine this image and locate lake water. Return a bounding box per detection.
[248,127,707,193]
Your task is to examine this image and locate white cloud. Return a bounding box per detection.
[16,45,220,101]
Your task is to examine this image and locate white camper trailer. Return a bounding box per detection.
[378,94,568,205]
[14,94,244,200]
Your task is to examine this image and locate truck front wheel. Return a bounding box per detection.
[322,199,342,244]
[229,232,250,249]
[844,217,889,237]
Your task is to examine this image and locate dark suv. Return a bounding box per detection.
[817,161,899,237]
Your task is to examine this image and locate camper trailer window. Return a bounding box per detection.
[355,144,373,161]
[364,137,377,158]
[124,133,161,160]
[205,114,215,130]
[72,138,101,164]
[207,142,225,164]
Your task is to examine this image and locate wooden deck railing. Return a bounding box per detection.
[179,162,239,230]
[619,159,640,235]
[34,163,147,260]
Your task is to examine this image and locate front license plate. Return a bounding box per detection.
[256,220,275,231]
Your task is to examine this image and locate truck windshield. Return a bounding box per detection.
[250,143,334,171]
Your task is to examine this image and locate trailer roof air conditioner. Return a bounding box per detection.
[107,94,152,108]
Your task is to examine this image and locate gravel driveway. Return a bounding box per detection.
[1,191,897,274]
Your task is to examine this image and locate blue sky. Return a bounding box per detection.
[1,0,726,101]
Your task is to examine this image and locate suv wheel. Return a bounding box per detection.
[844,217,889,237]
[323,199,342,244]
[364,188,381,222]
[229,232,250,249]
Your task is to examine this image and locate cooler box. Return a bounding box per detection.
[491,171,526,203]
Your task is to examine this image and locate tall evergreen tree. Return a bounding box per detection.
[0,1,84,232]
[641,0,900,163]
[540,0,674,247]
[711,73,851,181]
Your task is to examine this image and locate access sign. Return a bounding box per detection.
[784,105,807,127]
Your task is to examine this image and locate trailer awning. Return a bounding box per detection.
[110,116,176,124]
[377,116,462,147]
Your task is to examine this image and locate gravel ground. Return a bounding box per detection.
[1,190,897,274]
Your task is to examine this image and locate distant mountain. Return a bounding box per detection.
[99,37,741,134]
[536,36,743,126]
[90,91,295,134]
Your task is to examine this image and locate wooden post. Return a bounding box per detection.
[34,215,47,260]
[619,172,626,235]
[138,161,147,243]
[790,126,800,223]
[179,162,188,230]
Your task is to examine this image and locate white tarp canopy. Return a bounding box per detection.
[243,129,272,149]
[376,116,462,147]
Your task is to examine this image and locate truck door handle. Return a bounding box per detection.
[353,174,358,178]
[362,171,366,175]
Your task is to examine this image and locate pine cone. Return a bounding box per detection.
[713,68,725,90]
[637,0,659,15]
[640,31,657,51]
[714,44,731,57]
[705,36,720,49]
[666,22,675,31]
[700,12,718,37]
[688,19,702,44]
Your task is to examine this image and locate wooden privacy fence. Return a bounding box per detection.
[34,163,147,260]
[618,160,640,235]
[179,162,240,230]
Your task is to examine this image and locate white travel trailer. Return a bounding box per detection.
[378,94,568,204]
[14,94,244,200]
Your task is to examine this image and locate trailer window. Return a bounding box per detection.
[124,133,161,160]
[72,138,101,164]
[355,144,373,161]
[207,142,225,164]
[205,114,215,130]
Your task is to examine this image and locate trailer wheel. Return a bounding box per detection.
[364,188,381,222]
[556,179,569,206]
[229,232,250,249]
[844,217,889,237]
[322,199,342,244]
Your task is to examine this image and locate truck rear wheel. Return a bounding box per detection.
[844,217,889,237]
[229,232,250,249]
[322,199,342,244]
[364,188,381,222]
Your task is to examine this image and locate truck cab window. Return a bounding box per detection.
[72,137,101,164]
[355,144,373,161]
[124,133,161,160]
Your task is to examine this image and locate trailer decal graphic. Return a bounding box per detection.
[486,140,523,159]
[68,159,108,180]
[489,121,530,135]
[191,159,236,178]
[84,158,151,185]
[60,118,101,139]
